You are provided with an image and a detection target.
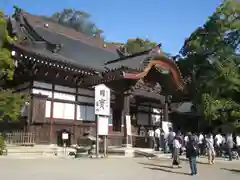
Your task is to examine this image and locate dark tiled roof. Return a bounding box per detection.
[11,11,120,71]
[25,13,119,53]
[32,27,119,71]
[104,48,173,71]
[105,50,151,70]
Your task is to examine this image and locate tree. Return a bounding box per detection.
[178,0,240,127]
[43,8,104,38]
[0,10,25,121]
[121,38,157,55]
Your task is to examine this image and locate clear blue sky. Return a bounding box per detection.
[1,0,223,54]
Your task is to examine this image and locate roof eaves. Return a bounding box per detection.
[13,43,98,74]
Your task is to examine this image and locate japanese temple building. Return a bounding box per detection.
[3,7,187,147]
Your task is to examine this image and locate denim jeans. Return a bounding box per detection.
[189,157,197,175]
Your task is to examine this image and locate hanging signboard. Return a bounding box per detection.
[62,132,69,140]
[95,84,111,116]
[98,116,109,135]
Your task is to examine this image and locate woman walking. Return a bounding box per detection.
[186,134,198,176]
[172,136,181,168]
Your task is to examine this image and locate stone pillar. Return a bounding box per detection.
[122,94,131,147]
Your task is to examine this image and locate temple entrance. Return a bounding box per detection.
[56,129,71,147]
[112,109,122,132]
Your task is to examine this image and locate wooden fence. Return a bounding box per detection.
[4,132,36,146]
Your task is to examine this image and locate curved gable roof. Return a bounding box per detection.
[11,10,120,71]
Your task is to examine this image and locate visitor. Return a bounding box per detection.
[148,128,155,149]
[184,133,189,146]
[214,131,223,157]
[186,133,198,176]
[172,136,181,168]
[167,127,175,157]
[198,132,204,156]
[160,129,165,151]
[176,131,184,155]
[154,127,161,151]
[226,133,234,161]
[205,133,215,164]
[236,134,240,156]
[163,130,169,153]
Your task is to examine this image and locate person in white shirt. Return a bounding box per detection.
[154,128,161,151]
[148,128,155,149]
[198,133,204,156]
[206,133,215,164]
[172,136,181,168]
[168,127,176,157]
[215,132,223,157]
[184,135,189,144]
[236,134,240,156]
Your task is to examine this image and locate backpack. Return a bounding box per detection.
[186,140,198,158]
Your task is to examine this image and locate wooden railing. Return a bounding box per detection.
[4,132,36,146]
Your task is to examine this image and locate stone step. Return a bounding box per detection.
[6,145,76,156]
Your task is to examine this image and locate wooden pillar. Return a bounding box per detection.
[49,84,54,144]
[122,94,131,147]
[73,87,78,144]
[164,95,169,122]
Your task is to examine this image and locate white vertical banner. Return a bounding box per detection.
[95,84,111,116]
[98,116,109,135]
[126,115,132,135]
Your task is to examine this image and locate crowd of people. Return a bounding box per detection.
[148,127,240,176]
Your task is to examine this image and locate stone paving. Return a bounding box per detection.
[0,157,239,180]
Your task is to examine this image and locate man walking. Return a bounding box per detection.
[186,133,198,176]
[205,133,215,164]
[154,127,161,151]
[214,132,223,157]
[198,132,204,156]
[168,127,175,157]
[236,134,240,156]
[148,128,155,149]
[226,133,234,161]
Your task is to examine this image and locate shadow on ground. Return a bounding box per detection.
[221,168,240,173]
[179,158,209,165]
[139,162,173,169]
[145,167,190,176]
[139,162,190,176]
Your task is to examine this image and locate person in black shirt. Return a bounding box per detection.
[186,133,198,176]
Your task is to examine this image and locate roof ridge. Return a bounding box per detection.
[23,12,119,53]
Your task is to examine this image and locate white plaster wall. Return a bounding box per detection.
[54,92,75,101]
[33,81,52,89]
[55,85,75,93]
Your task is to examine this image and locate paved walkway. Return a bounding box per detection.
[0,157,239,180]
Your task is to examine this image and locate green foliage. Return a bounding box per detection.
[0,136,5,155]
[0,9,26,121]
[178,0,240,127]
[0,91,26,120]
[44,8,104,38]
[123,38,157,54]
[201,93,240,123]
